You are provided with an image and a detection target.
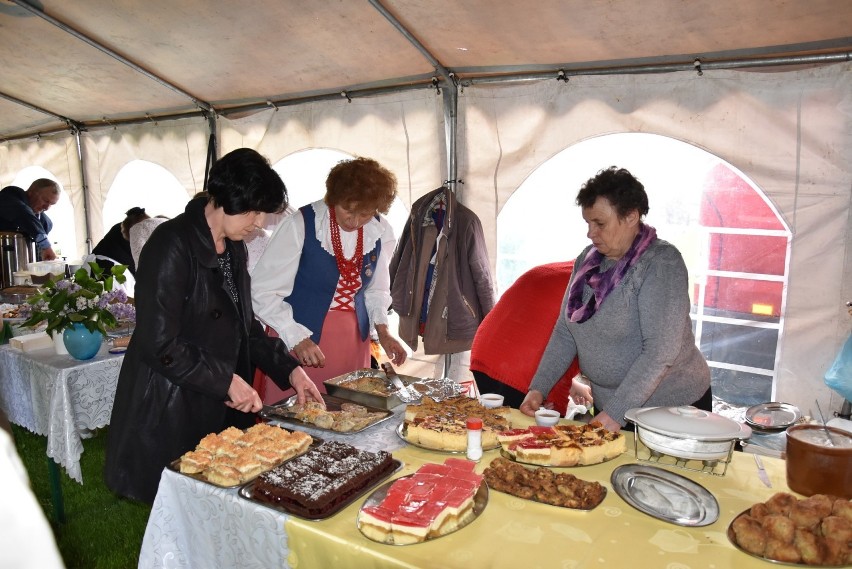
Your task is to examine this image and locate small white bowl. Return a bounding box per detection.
[535,408,561,427]
[480,393,505,409]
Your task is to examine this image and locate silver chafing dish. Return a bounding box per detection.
[625,406,752,475]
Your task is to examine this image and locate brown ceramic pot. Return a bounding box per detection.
[785,424,852,498]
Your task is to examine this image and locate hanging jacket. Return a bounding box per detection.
[389,186,495,355]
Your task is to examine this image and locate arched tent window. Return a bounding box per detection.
[102,160,189,230]
[498,133,791,409]
[272,149,409,238]
[10,166,77,260]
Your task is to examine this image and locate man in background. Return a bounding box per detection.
[0,179,60,261]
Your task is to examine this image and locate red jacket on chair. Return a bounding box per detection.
[470,261,580,415]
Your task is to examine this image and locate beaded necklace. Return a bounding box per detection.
[329,206,364,285]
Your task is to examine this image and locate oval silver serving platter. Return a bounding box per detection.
[610,463,719,526]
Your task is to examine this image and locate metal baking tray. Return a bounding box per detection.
[323,368,423,409]
[260,393,394,434]
[240,458,403,520]
[324,369,468,409]
[0,287,38,304]
[168,430,321,489]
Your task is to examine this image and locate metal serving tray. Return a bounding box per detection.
[260,393,394,434]
[356,474,488,544]
[324,368,423,409]
[167,430,321,489]
[240,458,403,520]
[611,464,719,527]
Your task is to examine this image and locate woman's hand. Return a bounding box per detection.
[519,390,545,417]
[570,380,593,407]
[375,324,408,365]
[225,373,263,413]
[590,411,622,433]
[293,338,325,368]
[289,367,324,405]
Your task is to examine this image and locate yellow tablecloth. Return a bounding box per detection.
[285,410,787,569]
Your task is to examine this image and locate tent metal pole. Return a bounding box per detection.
[8,0,213,113]
[368,0,453,81]
[73,129,93,256]
[443,85,458,193]
[371,0,464,381]
[218,82,436,117]
[0,91,76,126]
[460,52,852,86]
[4,52,849,144]
[438,81,460,382]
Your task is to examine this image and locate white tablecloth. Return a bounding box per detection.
[139,409,407,569]
[0,344,123,483]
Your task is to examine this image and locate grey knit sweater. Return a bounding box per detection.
[529,239,710,426]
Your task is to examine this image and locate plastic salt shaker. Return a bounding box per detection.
[466,417,483,462]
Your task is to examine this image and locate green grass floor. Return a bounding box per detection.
[11,425,152,569]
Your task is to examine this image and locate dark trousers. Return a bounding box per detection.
[471,370,526,409]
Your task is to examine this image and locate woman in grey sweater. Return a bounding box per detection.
[520,167,711,432]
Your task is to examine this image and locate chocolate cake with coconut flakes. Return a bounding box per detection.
[252,441,395,518]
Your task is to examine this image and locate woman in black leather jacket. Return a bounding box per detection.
[105,148,322,504]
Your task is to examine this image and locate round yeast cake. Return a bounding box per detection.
[499,423,625,466]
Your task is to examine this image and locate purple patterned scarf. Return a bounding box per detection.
[565,224,657,323]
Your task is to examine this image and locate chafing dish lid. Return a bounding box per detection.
[625,406,751,440]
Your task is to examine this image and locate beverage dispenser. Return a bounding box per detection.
[0,231,36,289]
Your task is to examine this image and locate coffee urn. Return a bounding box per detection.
[0,232,36,289]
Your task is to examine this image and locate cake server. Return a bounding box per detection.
[380,362,419,402]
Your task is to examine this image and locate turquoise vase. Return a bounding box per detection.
[62,323,103,360]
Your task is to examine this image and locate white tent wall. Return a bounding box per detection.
[458,62,852,415]
[1,60,850,417]
[79,116,211,254]
[0,133,85,258]
[218,89,447,202]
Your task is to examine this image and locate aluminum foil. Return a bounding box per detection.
[337,370,465,403]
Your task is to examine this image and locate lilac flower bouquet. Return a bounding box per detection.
[21,262,135,338]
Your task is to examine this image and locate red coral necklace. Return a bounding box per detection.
[329,206,364,283]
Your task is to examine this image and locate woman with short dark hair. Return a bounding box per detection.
[520,166,711,432]
[105,148,322,504]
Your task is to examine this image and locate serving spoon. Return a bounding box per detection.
[814,400,837,446]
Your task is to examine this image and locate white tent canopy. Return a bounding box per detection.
[1,0,851,417]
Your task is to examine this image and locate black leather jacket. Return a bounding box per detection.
[105,197,299,503]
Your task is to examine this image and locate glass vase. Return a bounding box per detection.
[62,323,103,360]
[53,332,69,355]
